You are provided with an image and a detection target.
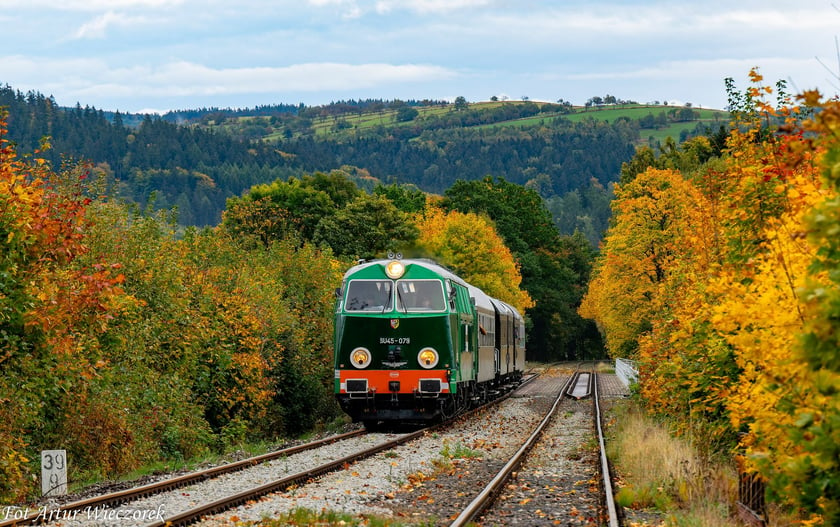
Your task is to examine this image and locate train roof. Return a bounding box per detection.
[344,258,495,310]
[490,298,522,317]
[343,258,463,284]
[466,283,494,312]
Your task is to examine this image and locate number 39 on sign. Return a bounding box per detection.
[41,450,67,497]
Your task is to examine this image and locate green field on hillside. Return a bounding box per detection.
[505,104,729,144]
[211,100,730,146]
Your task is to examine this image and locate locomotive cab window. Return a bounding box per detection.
[395,280,446,312]
[345,280,393,312]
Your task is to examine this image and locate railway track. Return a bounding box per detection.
[448,370,581,526]
[0,430,368,527]
[146,430,427,527]
[459,368,621,526]
[0,375,536,527]
[1,367,625,526]
[189,364,620,526]
[3,430,427,527]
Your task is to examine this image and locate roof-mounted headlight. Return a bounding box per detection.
[418,347,439,369]
[385,260,405,279]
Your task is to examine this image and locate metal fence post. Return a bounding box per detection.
[736,460,767,526]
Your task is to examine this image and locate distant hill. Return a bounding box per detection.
[0,83,728,244]
[190,98,728,148]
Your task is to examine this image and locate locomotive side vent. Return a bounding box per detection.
[346,379,368,392]
[419,379,441,393]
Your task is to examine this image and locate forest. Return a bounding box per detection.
[0,99,600,501]
[0,83,718,247]
[13,76,831,521]
[581,72,840,523]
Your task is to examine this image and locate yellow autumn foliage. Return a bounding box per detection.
[580,167,711,359]
[581,72,840,522]
[414,205,534,313]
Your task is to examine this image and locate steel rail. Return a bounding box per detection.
[448,368,580,527]
[143,374,533,526]
[145,428,430,527]
[146,375,533,526]
[0,430,366,527]
[1,374,534,527]
[594,370,620,527]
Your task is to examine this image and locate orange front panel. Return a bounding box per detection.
[339,369,448,394]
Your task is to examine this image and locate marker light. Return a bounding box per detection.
[350,347,372,369]
[385,260,405,279]
[417,347,439,369]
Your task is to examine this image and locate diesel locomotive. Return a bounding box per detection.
[333,256,525,428]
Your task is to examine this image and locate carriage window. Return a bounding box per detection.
[395,280,446,312]
[345,280,393,312]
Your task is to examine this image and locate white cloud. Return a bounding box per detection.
[306,0,351,6]
[139,61,458,93]
[3,1,840,112]
[301,0,496,16]
[375,0,493,15]
[561,57,831,83]
[1,0,184,10]
[473,5,838,41]
[3,56,457,102]
[561,59,756,82]
[304,0,363,18]
[72,11,151,39]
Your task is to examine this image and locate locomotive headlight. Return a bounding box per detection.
[417,347,439,369]
[385,260,405,279]
[350,347,372,369]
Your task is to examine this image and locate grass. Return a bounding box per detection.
[426,440,483,475]
[563,105,729,147]
[439,440,483,461]
[252,507,405,526]
[606,403,739,526]
[561,105,726,123]
[474,105,727,147]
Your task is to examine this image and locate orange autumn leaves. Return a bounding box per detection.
[0,104,533,503]
[0,116,131,499]
[0,111,346,501]
[579,166,710,359]
[580,74,840,521]
[0,117,129,363]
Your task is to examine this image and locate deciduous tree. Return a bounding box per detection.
[414,205,533,314]
[313,193,418,258]
[443,176,595,360]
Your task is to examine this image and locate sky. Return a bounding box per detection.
[1,0,839,115]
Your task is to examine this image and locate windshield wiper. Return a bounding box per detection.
[395,286,407,314]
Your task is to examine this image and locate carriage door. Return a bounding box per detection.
[454,283,474,383]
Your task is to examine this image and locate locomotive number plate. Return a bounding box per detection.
[379,337,411,344]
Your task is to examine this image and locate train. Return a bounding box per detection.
[333,256,525,428]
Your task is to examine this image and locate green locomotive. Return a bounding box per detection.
[334,256,525,428]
